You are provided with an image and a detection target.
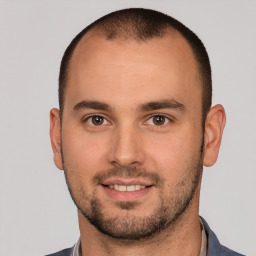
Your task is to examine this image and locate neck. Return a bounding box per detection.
[78,193,202,256]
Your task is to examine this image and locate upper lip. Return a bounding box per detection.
[102,178,153,187]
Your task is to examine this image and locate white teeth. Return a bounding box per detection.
[108,184,146,191]
[136,185,143,190]
[127,185,135,191]
[119,185,126,191]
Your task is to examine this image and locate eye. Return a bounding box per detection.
[146,115,170,126]
[85,115,110,126]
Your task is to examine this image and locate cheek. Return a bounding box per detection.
[145,129,202,176]
[61,126,110,173]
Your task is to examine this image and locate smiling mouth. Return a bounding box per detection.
[102,184,150,192]
[101,182,154,201]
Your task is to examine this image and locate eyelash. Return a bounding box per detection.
[146,114,172,126]
[82,114,173,127]
[83,114,111,126]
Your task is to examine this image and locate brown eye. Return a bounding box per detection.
[84,115,111,127]
[86,115,107,126]
[91,116,104,125]
[146,115,170,126]
[152,115,166,125]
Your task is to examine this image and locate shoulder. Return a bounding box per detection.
[200,217,245,256]
[44,246,74,256]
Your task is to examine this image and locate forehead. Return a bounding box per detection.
[66,31,201,110]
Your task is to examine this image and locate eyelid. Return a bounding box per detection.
[145,113,173,126]
[82,113,111,125]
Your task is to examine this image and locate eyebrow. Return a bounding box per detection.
[73,100,111,112]
[73,99,185,113]
[139,99,185,112]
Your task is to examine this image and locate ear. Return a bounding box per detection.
[203,104,226,167]
[50,108,63,170]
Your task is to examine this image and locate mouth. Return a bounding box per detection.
[101,179,154,201]
[103,184,148,192]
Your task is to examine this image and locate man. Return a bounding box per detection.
[49,8,244,256]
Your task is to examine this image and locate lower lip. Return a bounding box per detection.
[101,185,153,201]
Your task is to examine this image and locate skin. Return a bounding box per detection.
[50,31,226,256]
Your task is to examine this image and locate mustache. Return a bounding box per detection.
[93,166,164,187]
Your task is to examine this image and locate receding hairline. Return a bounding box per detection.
[66,26,202,94]
[74,25,182,50]
[69,26,201,73]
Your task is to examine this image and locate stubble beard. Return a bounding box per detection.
[62,148,203,241]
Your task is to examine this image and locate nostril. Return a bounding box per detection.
[110,160,143,169]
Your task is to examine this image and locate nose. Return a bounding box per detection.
[108,124,145,168]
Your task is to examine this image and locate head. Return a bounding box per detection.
[50,8,225,240]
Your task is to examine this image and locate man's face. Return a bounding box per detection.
[59,32,204,239]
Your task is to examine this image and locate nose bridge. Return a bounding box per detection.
[109,121,145,167]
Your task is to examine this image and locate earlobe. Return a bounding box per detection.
[50,108,63,170]
[203,104,226,167]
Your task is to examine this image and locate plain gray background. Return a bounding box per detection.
[0,1,255,255]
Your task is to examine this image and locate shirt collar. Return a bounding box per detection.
[72,237,81,256]
[199,218,208,256]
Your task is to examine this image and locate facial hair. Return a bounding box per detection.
[62,146,203,241]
